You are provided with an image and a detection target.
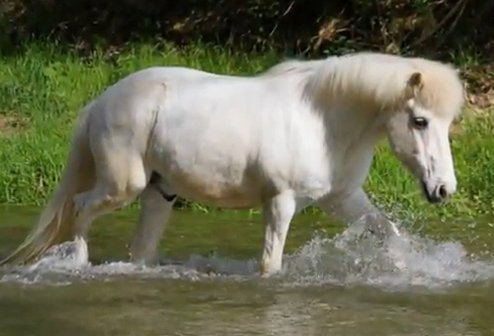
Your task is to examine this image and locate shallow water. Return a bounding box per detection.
[0,205,493,335]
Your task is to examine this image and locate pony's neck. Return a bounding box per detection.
[317,102,388,194]
[322,102,386,152]
[300,57,392,152]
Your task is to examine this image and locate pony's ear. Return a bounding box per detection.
[405,72,423,99]
[408,72,423,88]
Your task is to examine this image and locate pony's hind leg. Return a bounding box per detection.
[72,186,139,240]
[129,172,177,265]
[72,143,148,242]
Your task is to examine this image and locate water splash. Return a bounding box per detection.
[283,225,494,290]
[1,220,494,290]
[0,237,91,285]
[0,237,257,285]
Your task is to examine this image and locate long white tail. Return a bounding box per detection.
[0,104,95,266]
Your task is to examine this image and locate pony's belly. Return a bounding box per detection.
[179,188,260,209]
[165,170,262,209]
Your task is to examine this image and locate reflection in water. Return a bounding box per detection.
[258,290,484,336]
[1,277,491,336]
[259,292,325,336]
[0,206,493,335]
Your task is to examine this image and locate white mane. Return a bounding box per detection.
[261,58,324,77]
[263,52,465,118]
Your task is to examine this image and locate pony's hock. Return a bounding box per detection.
[1,51,465,275]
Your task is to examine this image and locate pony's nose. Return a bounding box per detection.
[438,184,447,199]
[433,183,451,202]
[421,181,451,204]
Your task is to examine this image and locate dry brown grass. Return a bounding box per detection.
[0,115,24,136]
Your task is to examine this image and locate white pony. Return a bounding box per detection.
[0,51,464,275]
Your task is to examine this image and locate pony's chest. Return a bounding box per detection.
[288,153,332,198]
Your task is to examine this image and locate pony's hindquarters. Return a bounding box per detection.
[0,106,95,266]
[71,128,149,239]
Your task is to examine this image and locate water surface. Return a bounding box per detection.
[0,206,493,335]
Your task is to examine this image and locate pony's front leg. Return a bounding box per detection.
[317,188,401,240]
[260,190,296,277]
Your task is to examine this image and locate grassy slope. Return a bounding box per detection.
[0,42,492,220]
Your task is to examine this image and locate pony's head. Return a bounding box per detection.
[294,52,465,203]
[384,58,464,204]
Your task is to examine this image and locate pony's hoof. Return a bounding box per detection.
[259,263,282,278]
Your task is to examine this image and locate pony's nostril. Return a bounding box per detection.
[438,185,448,199]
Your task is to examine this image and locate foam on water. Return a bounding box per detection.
[1,221,494,290]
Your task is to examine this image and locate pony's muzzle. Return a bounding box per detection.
[421,180,450,204]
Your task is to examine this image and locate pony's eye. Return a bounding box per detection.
[412,117,428,129]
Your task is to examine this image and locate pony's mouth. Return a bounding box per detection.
[421,180,448,204]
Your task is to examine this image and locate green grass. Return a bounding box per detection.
[0,41,493,221]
